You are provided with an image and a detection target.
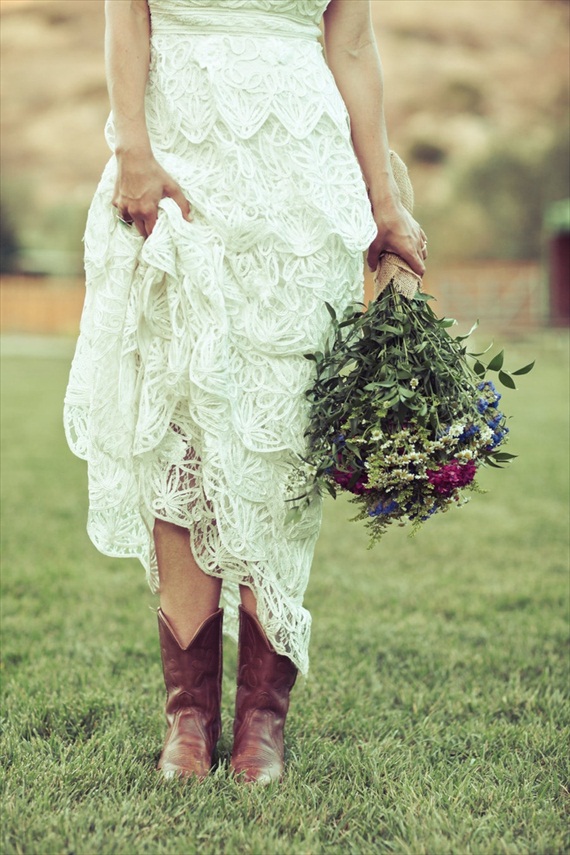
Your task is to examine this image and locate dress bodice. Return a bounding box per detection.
[148,0,332,31]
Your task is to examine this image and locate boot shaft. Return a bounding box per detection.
[233,606,297,739]
[158,608,223,719]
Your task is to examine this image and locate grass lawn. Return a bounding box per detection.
[1,331,568,855]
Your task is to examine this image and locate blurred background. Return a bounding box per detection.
[0,0,569,333]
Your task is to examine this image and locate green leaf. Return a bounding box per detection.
[493,452,518,461]
[467,343,494,357]
[473,360,486,377]
[455,320,480,342]
[511,360,536,376]
[498,370,517,389]
[485,459,505,469]
[284,507,302,525]
[487,349,505,371]
[376,324,404,335]
[324,481,337,499]
[344,441,362,458]
[439,318,458,328]
[324,301,337,321]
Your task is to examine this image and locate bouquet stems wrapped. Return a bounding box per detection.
[285,152,534,543]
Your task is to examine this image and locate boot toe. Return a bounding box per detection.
[159,758,209,780]
[230,751,283,785]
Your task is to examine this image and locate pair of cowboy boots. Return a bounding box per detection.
[157,604,297,783]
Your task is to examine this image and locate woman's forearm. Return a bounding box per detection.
[325,38,399,212]
[105,0,152,155]
[323,1,426,275]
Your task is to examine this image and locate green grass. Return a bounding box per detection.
[1,332,569,855]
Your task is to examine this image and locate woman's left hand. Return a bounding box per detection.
[367,198,427,277]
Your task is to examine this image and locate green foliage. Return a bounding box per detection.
[0,336,568,855]
[458,130,570,260]
[1,178,85,275]
[408,139,448,165]
[0,203,20,273]
[441,79,486,116]
[414,127,570,262]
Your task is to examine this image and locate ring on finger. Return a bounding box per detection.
[117,214,133,227]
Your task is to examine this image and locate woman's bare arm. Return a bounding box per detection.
[323,0,426,275]
[105,0,190,237]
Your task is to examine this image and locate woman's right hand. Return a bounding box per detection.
[112,149,192,239]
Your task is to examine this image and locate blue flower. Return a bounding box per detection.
[477,380,502,409]
[461,423,480,441]
[485,425,509,450]
[485,412,504,430]
[369,499,399,517]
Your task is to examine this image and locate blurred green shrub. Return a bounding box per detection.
[408,139,448,165]
[459,129,570,259]
[0,203,20,273]
[440,79,486,116]
[1,177,86,275]
[413,127,569,262]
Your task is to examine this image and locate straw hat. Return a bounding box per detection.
[373,151,422,300]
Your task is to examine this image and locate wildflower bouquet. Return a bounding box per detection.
[286,283,534,545]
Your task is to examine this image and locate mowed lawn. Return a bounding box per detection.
[1,332,568,855]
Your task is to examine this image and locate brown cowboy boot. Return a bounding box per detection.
[230,606,297,784]
[157,607,223,779]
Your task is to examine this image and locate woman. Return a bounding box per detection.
[64,0,427,784]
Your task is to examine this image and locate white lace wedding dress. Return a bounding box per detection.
[64,0,377,675]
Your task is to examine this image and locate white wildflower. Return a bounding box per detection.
[448,423,465,438]
[455,450,474,461]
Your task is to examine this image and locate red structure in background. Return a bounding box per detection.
[546,199,570,327]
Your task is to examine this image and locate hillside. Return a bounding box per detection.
[1,0,568,272]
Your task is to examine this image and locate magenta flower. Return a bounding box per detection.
[331,468,369,495]
[426,460,477,497]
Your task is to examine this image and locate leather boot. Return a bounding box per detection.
[157,607,223,779]
[230,605,297,784]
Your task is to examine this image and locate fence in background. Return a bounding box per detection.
[0,260,546,337]
[423,261,546,331]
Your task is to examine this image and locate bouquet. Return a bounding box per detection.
[286,285,534,544]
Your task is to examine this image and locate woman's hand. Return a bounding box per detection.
[112,150,192,239]
[367,197,427,277]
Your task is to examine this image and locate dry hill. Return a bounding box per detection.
[1,0,568,272]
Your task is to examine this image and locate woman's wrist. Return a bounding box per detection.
[115,137,153,159]
[368,173,402,213]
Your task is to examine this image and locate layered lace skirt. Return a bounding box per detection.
[64,9,377,675]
